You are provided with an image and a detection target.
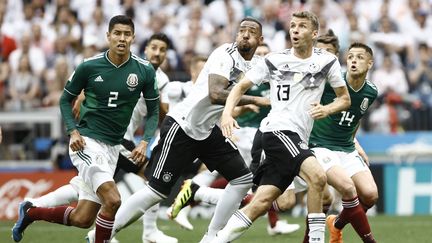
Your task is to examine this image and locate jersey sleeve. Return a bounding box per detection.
[142,68,160,101]
[156,71,170,103]
[245,57,270,86]
[207,49,234,79]
[64,62,88,96]
[326,58,345,88]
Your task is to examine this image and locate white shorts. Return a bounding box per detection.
[335,150,370,177]
[286,176,308,193]
[311,147,342,172]
[69,136,120,204]
[232,126,257,167]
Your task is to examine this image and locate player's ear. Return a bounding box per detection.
[367,58,374,70]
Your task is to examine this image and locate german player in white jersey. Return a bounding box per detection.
[218,11,351,243]
[110,17,269,243]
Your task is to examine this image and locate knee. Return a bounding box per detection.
[360,190,379,207]
[339,182,357,199]
[249,196,273,216]
[104,196,122,213]
[309,171,327,190]
[69,212,95,228]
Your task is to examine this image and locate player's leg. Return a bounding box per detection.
[352,170,378,211]
[212,130,306,242]
[266,188,300,235]
[26,182,78,207]
[198,127,253,242]
[299,156,327,243]
[112,117,197,237]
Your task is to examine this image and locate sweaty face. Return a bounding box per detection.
[235,21,262,54]
[145,39,168,69]
[289,17,317,49]
[316,42,338,56]
[107,24,135,56]
[347,47,372,77]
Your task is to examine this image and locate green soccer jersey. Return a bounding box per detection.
[236,83,271,128]
[60,52,159,145]
[309,72,378,152]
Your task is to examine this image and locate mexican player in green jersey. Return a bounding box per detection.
[309,42,378,243]
[12,15,159,243]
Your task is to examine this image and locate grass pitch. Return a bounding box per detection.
[1,215,431,243]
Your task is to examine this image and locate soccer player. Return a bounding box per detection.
[169,43,300,236]
[111,17,269,243]
[12,15,160,243]
[217,11,351,243]
[309,42,379,243]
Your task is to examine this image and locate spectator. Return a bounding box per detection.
[8,32,47,78]
[5,54,40,111]
[41,56,70,107]
[408,43,432,107]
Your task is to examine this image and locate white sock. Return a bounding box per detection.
[214,210,252,242]
[29,184,78,207]
[308,213,326,243]
[112,185,164,237]
[143,203,159,235]
[206,173,252,237]
[194,186,224,205]
[192,170,219,186]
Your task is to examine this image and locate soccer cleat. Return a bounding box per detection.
[267,220,300,236]
[327,215,343,243]
[85,229,119,243]
[169,205,194,230]
[170,179,198,219]
[143,230,178,243]
[11,201,34,242]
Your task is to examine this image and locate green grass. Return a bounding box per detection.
[1,215,431,243]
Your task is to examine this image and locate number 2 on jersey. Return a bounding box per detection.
[108,91,118,107]
[277,84,290,101]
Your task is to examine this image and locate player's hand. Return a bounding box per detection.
[130,140,148,167]
[359,150,370,166]
[243,104,260,113]
[220,113,239,138]
[309,103,330,120]
[69,130,85,151]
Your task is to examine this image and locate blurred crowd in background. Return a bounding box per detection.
[1,0,432,134]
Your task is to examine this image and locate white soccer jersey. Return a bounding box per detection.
[123,67,169,141]
[169,43,260,140]
[167,80,193,109]
[247,48,345,142]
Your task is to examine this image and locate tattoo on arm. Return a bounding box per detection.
[208,74,257,105]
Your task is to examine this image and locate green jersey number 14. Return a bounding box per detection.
[338,111,355,126]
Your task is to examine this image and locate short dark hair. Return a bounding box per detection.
[349,42,373,57]
[147,33,171,49]
[292,11,320,31]
[317,29,340,52]
[108,15,134,33]
[240,17,262,34]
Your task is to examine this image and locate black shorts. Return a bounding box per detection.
[254,130,314,192]
[115,139,140,175]
[145,117,251,196]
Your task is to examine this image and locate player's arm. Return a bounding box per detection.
[220,77,256,138]
[130,69,160,165]
[59,65,88,151]
[208,74,269,106]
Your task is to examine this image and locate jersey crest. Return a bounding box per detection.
[126,73,138,91]
[360,97,369,114]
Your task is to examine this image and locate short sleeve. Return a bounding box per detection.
[142,68,160,100]
[156,70,170,103]
[64,62,88,96]
[326,59,345,88]
[207,49,234,80]
[245,57,270,86]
